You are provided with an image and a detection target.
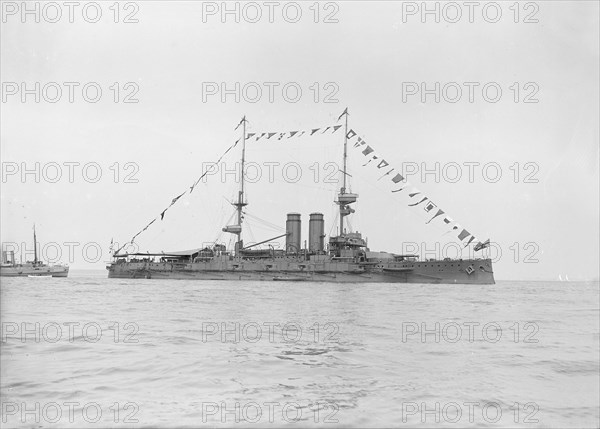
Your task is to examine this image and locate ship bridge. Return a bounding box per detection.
[328,231,368,260]
[329,232,367,248]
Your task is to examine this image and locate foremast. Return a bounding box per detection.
[222,116,248,257]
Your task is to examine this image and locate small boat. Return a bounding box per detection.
[1,225,69,278]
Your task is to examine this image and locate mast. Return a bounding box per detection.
[236,116,247,254]
[343,108,348,192]
[340,109,348,234]
[336,108,357,237]
[222,115,248,257]
[33,224,38,264]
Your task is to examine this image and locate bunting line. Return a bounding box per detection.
[117,116,491,254]
[249,124,340,141]
[350,131,490,250]
[119,137,244,250]
[117,120,347,252]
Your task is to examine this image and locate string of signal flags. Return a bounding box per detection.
[112,110,490,255]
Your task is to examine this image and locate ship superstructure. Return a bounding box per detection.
[107,111,494,284]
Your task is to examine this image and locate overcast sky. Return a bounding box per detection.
[1,1,598,280]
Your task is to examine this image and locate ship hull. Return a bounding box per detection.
[107,258,494,284]
[0,266,69,277]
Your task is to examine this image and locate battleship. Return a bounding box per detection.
[108,111,494,284]
[1,226,69,277]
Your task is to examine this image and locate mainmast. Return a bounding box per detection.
[223,115,248,256]
[336,108,357,236]
[343,108,348,191]
[235,116,247,253]
[33,224,38,264]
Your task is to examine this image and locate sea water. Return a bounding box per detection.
[1,272,598,428]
